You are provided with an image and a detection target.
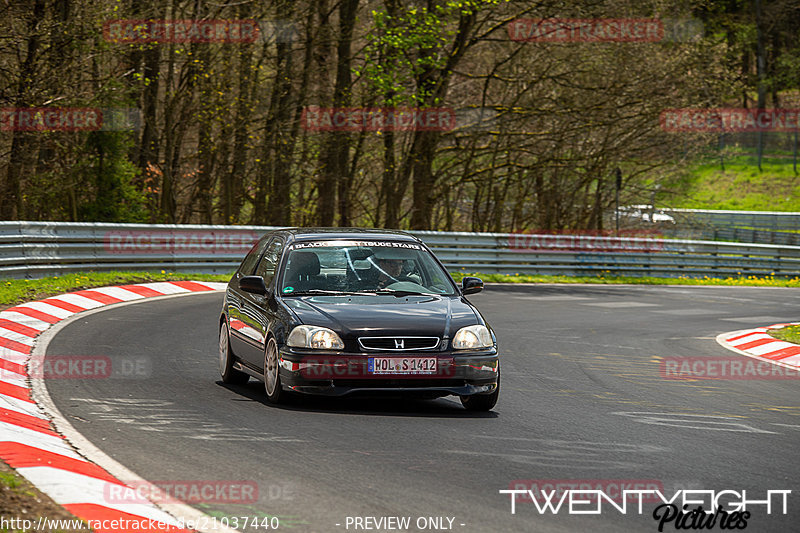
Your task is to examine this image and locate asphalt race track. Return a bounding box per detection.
[45,285,799,533]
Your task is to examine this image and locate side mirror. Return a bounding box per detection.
[239,275,268,295]
[461,276,484,295]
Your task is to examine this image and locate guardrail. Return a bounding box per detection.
[2,221,800,279]
[676,226,800,247]
[663,208,800,231]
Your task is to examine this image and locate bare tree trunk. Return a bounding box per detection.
[266,35,294,226]
[196,119,214,224]
[409,130,438,229]
[409,7,476,229]
[334,0,359,226]
[226,14,254,224]
[289,6,317,226]
[159,3,178,223]
[378,0,401,228]
[379,128,396,227]
[315,0,336,226]
[195,41,214,224]
[1,0,45,220]
[138,46,161,171]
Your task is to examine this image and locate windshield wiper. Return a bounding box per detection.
[361,288,440,297]
[284,289,364,296]
[285,288,442,297]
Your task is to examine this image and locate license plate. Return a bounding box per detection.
[368,357,437,375]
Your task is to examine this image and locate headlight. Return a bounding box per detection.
[452,325,493,349]
[287,325,345,350]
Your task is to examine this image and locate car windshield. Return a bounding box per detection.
[279,240,457,296]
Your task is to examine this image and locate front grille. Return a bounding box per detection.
[358,336,440,351]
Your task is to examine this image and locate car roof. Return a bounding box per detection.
[277,227,421,244]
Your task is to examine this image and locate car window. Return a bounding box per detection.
[239,237,271,275]
[255,237,285,287]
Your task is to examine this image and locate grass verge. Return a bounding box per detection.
[2,270,799,309]
[0,461,91,532]
[449,271,800,287]
[769,325,800,344]
[0,271,231,307]
[670,155,800,211]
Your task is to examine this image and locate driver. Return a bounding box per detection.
[371,248,406,288]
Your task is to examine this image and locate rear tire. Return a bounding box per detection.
[460,370,499,412]
[219,322,249,385]
[264,337,284,404]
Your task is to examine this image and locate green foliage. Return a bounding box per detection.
[3,0,800,229]
[76,132,149,222]
[359,0,498,106]
[769,325,800,344]
[669,155,800,211]
[0,470,21,489]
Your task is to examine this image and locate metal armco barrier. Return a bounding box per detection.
[663,208,800,231]
[1,221,800,279]
[658,209,800,246]
[683,227,800,247]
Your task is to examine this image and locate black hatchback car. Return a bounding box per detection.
[218,228,499,411]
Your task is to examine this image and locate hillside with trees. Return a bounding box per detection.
[1,0,798,231]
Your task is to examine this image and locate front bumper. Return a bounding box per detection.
[277,348,498,397]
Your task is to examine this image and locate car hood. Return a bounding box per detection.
[282,295,480,341]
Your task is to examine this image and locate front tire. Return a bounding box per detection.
[460,371,499,412]
[264,337,284,404]
[219,322,249,385]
